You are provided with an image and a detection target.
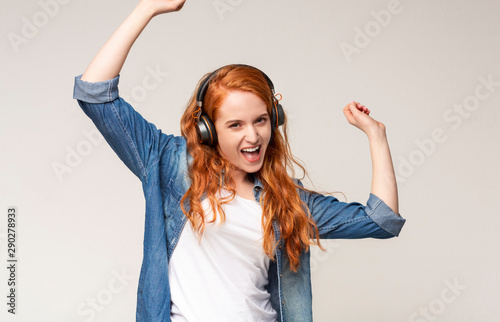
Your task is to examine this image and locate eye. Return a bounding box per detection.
[229,122,240,128]
[256,117,268,124]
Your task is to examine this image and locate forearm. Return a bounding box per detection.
[81,2,155,82]
[367,129,399,214]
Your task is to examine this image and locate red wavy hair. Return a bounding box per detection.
[180,65,323,272]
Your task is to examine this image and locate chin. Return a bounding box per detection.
[237,160,265,178]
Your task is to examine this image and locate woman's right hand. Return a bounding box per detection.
[81,0,187,82]
[140,0,186,17]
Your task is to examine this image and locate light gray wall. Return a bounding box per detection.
[1,0,499,321]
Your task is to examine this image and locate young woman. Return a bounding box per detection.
[73,0,405,321]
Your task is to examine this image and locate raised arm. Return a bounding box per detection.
[343,101,399,215]
[74,0,187,180]
[81,0,186,82]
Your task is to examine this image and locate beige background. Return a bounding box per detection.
[1,0,499,321]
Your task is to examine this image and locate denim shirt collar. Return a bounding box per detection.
[252,174,264,189]
[250,174,264,201]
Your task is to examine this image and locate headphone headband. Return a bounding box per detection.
[196,64,276,108]
[194,64,284,146]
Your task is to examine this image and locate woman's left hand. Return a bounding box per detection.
[343,101,399,214]
[343,101,386,138]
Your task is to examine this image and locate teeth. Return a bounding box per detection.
[242,146,260,152]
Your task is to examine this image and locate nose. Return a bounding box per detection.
[244,125,259,143]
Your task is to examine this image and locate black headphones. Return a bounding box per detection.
[194,64,285,146]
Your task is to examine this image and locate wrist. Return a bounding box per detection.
[365,123,387,142]
[136,1,156,20]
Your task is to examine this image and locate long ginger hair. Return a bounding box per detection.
[180,65,323,272]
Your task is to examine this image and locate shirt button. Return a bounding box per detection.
[282,300,285,306]
[278,245,282,250]
[280,273,282,278]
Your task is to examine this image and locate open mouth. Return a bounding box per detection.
[241,145,261,162]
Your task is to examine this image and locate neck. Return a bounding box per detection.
[231,171,253,187]
[231,172,256,200]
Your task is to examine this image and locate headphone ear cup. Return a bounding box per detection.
[275,102,285,127]
[270,101,285,143]
[196,113,218,146]
[271,101,285,132]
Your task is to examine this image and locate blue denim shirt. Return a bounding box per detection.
[73,74,406,322]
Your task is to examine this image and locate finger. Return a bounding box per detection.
[349,101,364,116]
[343,102,357,124]
[355,101,370,115]
[346,102,366,125]
[355,101,365,111]
[177,0,186,10]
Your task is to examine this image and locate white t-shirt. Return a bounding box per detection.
[169,190,277,322]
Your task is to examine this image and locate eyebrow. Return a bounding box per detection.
[225,113,269,125]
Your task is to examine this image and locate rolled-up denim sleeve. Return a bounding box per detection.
[73,74,120,103]
[299,183,406,239]
[72,74,181,181]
